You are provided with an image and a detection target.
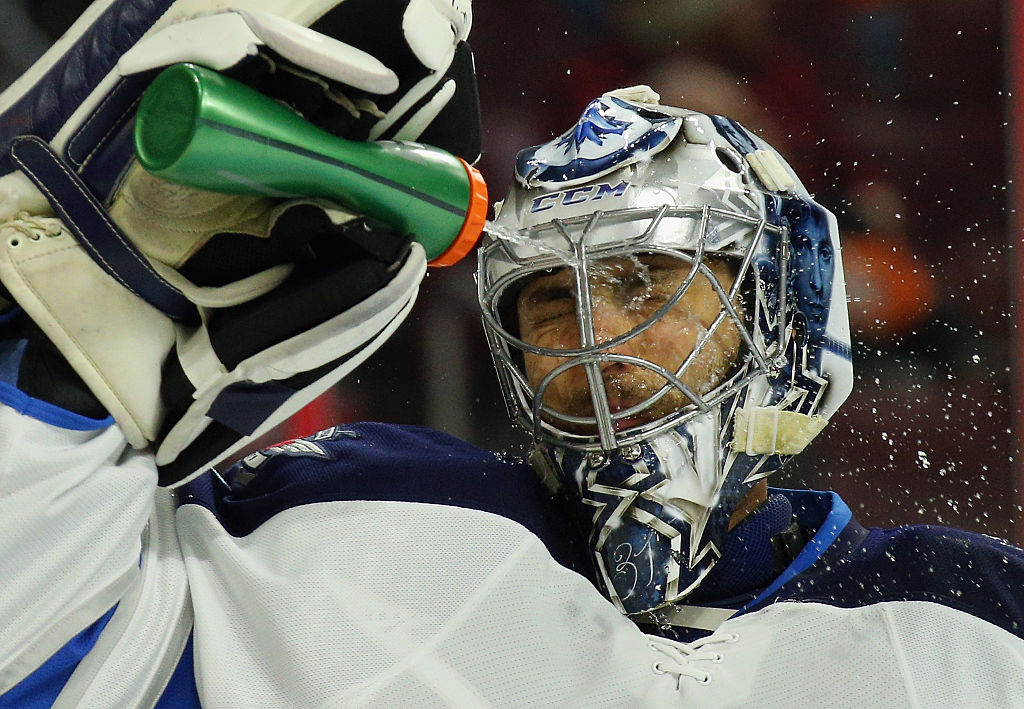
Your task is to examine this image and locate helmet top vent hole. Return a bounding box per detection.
[715,147,744,173]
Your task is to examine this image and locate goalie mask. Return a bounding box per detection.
[477,87,853,615]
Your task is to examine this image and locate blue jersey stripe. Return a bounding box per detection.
[154,634,201,708]
[739,489,1024,641]
[0,605,117,708]
[0,380,114,431]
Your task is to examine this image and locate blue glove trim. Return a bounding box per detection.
[71,72,158,201]
[0,0,176,177]
[9,135,198,323]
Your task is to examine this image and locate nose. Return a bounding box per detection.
[590,297,637,347]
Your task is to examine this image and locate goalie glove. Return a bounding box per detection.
[0,204,425,486]
[0,0,480,486]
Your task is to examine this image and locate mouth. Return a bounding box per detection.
[612,413,650,431]
[541,365,696,435]
[607,392,663,431]
[549,393,656,434]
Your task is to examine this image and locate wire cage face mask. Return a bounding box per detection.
[479,205,781,454]
[477,90,854,614]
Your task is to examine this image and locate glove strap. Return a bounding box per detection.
[9,135,198,323]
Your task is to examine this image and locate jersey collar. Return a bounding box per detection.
[736,488,854,614]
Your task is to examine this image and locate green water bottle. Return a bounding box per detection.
[134,63,487,267]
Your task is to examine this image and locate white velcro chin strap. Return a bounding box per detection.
[744,150,796,194]
[731,406,828,456]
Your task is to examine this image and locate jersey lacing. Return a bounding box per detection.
[648,632,741,688]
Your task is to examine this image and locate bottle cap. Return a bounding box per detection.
[428,160,489,267]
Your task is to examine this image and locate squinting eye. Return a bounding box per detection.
[532,286,573,303]
[528,310,576,332]
[640,280,676,299]
[621,272,650,293]
[523,290,576,327]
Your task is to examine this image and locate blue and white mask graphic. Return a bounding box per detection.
[480,96,854,610]
[515,94,682,188]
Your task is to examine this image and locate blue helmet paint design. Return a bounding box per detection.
[764,195,849,370]
[479,90,854,618]
[711,113,849,367]
[709,115,759,155]
[515,95,682,188]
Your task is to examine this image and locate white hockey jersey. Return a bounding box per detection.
[2,406,1024,707]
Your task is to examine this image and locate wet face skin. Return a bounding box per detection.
[517,254,743,431]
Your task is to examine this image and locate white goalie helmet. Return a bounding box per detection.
[477,87,853,614]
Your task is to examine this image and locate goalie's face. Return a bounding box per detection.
[516,254,743,433]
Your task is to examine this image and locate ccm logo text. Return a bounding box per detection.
[530,181,629,213]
